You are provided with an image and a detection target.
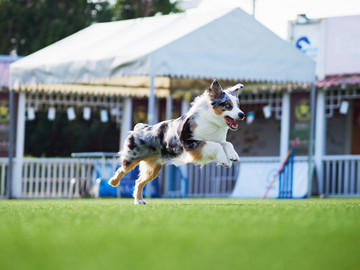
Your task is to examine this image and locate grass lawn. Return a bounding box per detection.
[0,198,359,270]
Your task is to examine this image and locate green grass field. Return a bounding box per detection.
[0,198,359,270]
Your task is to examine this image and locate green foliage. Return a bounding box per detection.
[0,0,113,55]
[25,111,119,157]
[0,198,359,270]
[0,0,182,55]
[113,0,182,20]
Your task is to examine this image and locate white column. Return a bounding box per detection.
[180,99,190,196]
[280,91,290,160]
[166,94,173,120]
[314,89,326,195]
[12,92,26,198]
[181,99,190,116]
[162,94,173,197]
[145,75,156,198]
[7,89,15,198]
[148,75,156,125]
[120,97,132,151]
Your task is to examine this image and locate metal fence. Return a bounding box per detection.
[322,155,360,197]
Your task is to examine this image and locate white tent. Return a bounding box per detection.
[8,7,316,198]
[10,7,315,87]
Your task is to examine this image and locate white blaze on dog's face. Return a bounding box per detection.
[208,79,245,131]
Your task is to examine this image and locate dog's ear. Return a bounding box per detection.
[229,83,244,97]
[208,79,223,100]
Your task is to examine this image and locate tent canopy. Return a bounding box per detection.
[10,7,315,91]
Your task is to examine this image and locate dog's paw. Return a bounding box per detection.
[228,153,240,163]
[216,152,232,168]
[217,157,232,168]
[134,199,147,205]
[108,177,119,187]
[222,161,232,168]
[222,142,240,163]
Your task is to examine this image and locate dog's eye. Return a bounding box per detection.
[225,103,232,109]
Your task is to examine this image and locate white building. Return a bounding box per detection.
[287,14,360,196]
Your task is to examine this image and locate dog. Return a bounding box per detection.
[108,79,245,204]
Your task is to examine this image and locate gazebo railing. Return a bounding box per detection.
[3,157,238,199]
[1,155,359,199]
[21,158,94,198]
[322,155,360,197]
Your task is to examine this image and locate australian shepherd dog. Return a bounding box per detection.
[109,79,245,204]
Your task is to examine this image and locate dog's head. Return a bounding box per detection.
[207,79,245,131]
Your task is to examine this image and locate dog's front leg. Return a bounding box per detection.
[202,141,232,167]
[220,141,239,163]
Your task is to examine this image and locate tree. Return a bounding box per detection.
[0,0,182,56]
[0,0,113,56]
[113,0,182,20]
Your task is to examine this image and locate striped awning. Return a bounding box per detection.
[316,74,360,88]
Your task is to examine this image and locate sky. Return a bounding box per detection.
[184,0,360,39]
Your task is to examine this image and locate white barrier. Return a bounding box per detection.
[231,157,309,198]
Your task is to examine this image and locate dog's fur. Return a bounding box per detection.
[109,79,245,204]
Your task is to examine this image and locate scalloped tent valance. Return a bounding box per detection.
[10,7,315,93]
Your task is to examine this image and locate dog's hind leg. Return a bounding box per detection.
[133,159,162,205]
[108,159,140,187]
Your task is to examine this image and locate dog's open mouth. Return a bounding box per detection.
[225,116,238,130]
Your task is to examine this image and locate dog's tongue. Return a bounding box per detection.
[225,116,238,130]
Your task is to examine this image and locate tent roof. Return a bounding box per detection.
[10,7,315,91]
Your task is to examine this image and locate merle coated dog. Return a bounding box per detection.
[109,79,245,204]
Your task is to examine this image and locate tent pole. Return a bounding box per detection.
[314,87,326,196]
[13,91,26,198]
[7,89,14,199]
[252,0,256,17]
[307,83,316,198]
[120,97,132,151]
[148,74,156,125]
[145,74,156,199]
[166,94,173,120]
[280,89,290,160]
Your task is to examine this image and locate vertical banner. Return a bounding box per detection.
[0,92,18,157]
[352,99,360,154]
[132,99,148,128]
[290,92,311,155]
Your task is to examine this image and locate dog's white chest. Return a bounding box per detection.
[193,119,227,142]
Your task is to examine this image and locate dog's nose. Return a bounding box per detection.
[238,112,245,120]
